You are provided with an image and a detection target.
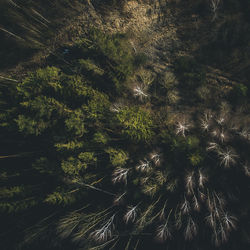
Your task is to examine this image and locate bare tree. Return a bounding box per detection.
[206,213,216,228]
[184,216,197,240]
[210,0,221,21]
[198,170,208,188]
[124,205,139,224]
[206,142,219,152]
[198,189,206,201]
[185,171,195,195]
[90,214,116,242]
[133,84,148,101]
[193,194,200,211]
[156,223,172,241]
[218,148,238,168]
[110,102,125,113]
[238,127,250,141]
[113,192,126,205]
[200,110,213,132]
[175,120,191,137]
[112,168,129,185]
[136,159,152,172]
[181,196,191,215]
[149,151,161,166]
[243,162,250,176]
[156,210,173,241]
[222,213,237,232]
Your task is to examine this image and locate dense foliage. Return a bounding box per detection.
[0,1,250,250]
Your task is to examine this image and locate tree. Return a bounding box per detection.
[210,0,221,21]
[0,66,113,214]
[116,106,154,142]
[75,28,136,94]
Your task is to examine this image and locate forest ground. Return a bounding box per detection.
[0,0,242,94]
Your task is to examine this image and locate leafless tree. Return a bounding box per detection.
[176,120,191,137]
[181,196,191,215]
[136,159,151,172]
[124,205,139,224]
[149,151,161,166]
[218,148,238,168]
[243,162,250,176]
[219,222,228,243]
[156,209,173,241]
[200,118,210,132]
[198,170,208,188]
[193,194,200,211]
[200,110,213,132]
[133,84,148,101]
[159,200,168,221]
[184,216,197,240]
[113,192,126,205]
[206,213,216,228]
[216,114,226,125]
[238,127,250,141]
[112,168,129,185]
[222,213,237,232]
[198,189,206,201]
[185,171,195,195]
[206,142,219,152]
[156,223,172,241]
[90,214,116,242]
[110,102,125,113]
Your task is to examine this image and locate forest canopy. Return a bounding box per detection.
[0,1,250,250]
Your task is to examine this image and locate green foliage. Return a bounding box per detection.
[76,28,135,93]
[93,132,109,145]
[186,136,200,150]
[61,157,85,175]
[55,140,85,151]
[0,198,37,213]
[134,53,148,66]
[65,110,86,136]
[32,157,56,175]
[61,152,96,175]
[17,67,61,99]
[82,90,110,121]
[2,4,250,249]
[106,148,128,167]
[78,59,104,76]
[169,134,188,152]
[44,188,79,206]
[116,107,154,142]
[78,152,97,167]
[0,186,26,199]
[13,67,111,138]
[15,115,50,135]
[189,152,203,166]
